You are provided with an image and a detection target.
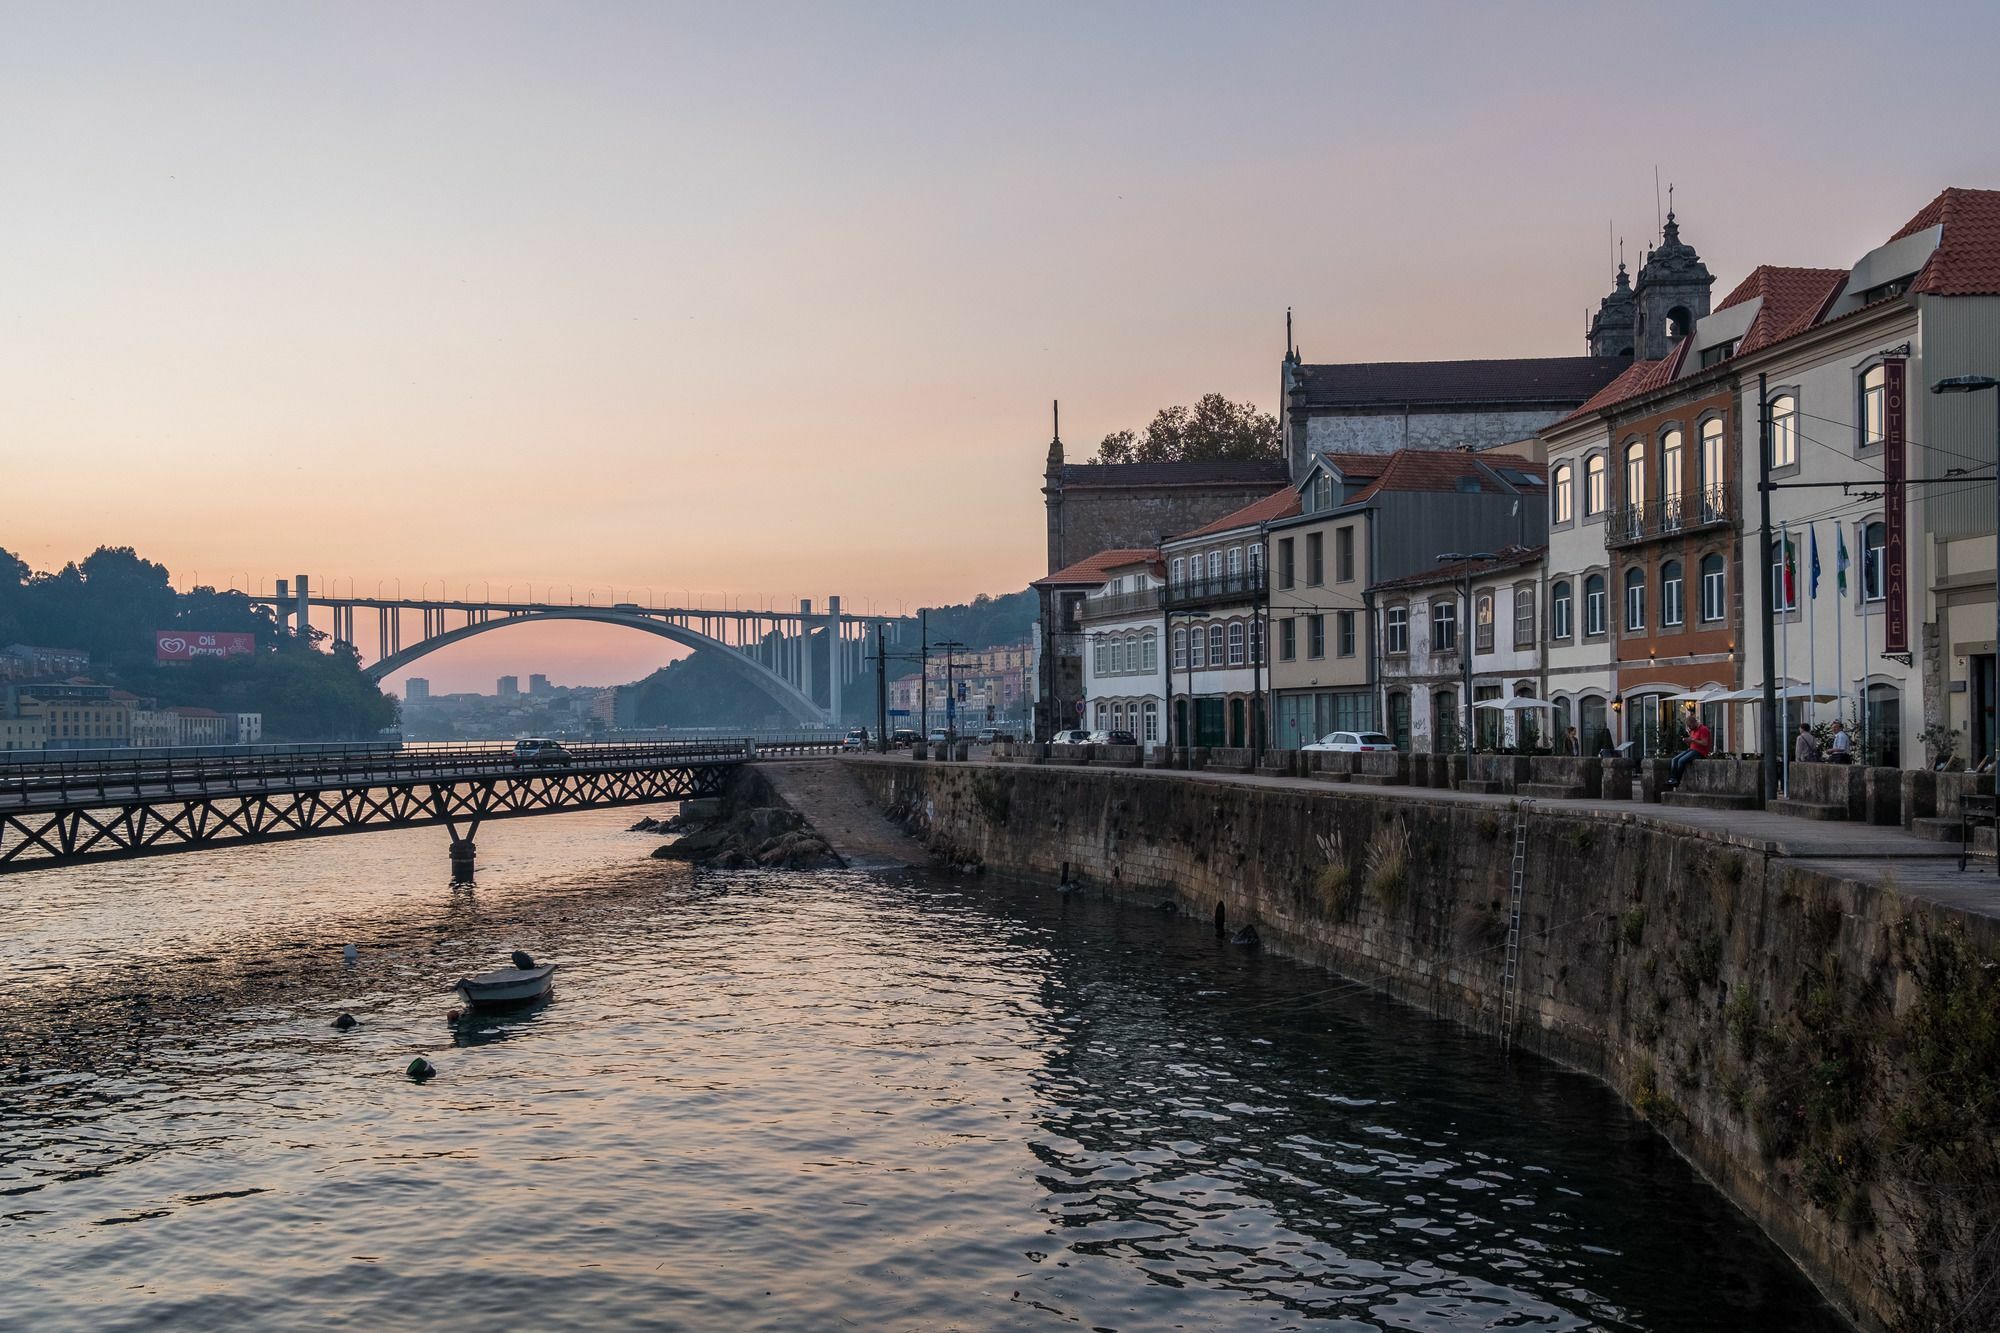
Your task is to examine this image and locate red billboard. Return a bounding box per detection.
[156,631,256,663]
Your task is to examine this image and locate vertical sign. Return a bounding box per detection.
[1882,359,1909,654]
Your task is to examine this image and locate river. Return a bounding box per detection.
[2,806,1847,1330]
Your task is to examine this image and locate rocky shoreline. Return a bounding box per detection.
[632,795,842,871]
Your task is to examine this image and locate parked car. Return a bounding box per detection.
[890,728,920,748]
[1050,729,1093,747]
[1087,730,1137,746]
[840,734,867,752]
[975,727,1014,744]
[1302,731,1397,753]
[512,738,572,766]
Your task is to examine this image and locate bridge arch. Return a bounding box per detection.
[367,609,828,725]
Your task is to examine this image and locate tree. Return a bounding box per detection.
[1092,393,1280,464]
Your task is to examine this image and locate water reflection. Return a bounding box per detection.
[0,808,1844,1331]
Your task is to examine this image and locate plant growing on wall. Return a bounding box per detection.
[1364,818,1411,911]
[1311,829,1353,915]
[1918,721,1961,767]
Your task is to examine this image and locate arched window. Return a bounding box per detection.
[1207,550,1222,579]
[1092,635,1107,675]
[1862,521,1887,601]
[1861,365,1888,448]
[1660,428,1684,519]
[1700,554,1726,622]
[1551,579,1572,640]
[1247,542,1263,575]
[1142,700,1159,743]
[1769,394,1798,469]
[1141,630,1158,673]
[1095,702,1108,728]
[1169,556,1185,587]
[1584,573,1607,636]
[1580,696,1609,753]
[1699,417,1726,520]
[1384,605,1408,654]
[1553,463,1574,523]
[1585,454,1607,516]
[1171,627,1187,670]
[1431,598,1458,653]
[1207,623,1224,666]
[1865,682,1901,766]
[1661,559,1684,627]
[1475,592,1495,652]
[1624,566,1646,631]
[1188,625,1206,668]
[1227,622,1246,666]
[1227,547,1242,577]
[1770,537,1798,612]
[1249,620,1263,665]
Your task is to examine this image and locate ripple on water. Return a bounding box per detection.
[0,806,1847,1331]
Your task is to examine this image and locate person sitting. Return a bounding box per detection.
[1827,720,1853,765]
[1795,720,1822,764]
[1668,719,1713,788]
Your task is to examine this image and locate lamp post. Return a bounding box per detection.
[1931,374,2000,762]
[1436,552,1497,757]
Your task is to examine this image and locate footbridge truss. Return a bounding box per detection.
[0,740,837,877]
[248,581,910,726]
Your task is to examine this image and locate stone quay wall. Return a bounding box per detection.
[846,759,2000,1333]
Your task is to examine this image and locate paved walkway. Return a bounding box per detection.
[758,760,925,870]
[847,752,2000,922]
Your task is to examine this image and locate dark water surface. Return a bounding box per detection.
[2,808,1845,1331]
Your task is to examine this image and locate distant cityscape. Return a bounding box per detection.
[1,643,262,752]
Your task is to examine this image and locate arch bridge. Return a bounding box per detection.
[248,579,910,726]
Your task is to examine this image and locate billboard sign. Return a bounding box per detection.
[156,631,256,663]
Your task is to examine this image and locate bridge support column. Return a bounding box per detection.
[276,578,291,633]
[449,836,478,885]
[295,574,310,641]
[799,598,814,713]
[827,595,841,725]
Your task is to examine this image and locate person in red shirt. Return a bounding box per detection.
[1669,718,1713,788]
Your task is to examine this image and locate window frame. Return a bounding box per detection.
[1769,392,1799,471]
[1583,572,1608,638]
[1307,613,1326,660]
[1306,532,1325,587]
[1335,526,1355,583]
[1624,565,1646,632]
[1384,604,1409,655]
[1550,579,1572,641]
[1227,621,1246,666]
[1661,559,1684,628]
[1513,582,1536,649]
[1861,519,1887,602]
[1431,598,1458,654]
[1700,554,1726,623]
[1585,453,1608,517]
[1337,610,1356,658]
[1279,616,1297,661]
[1474,591,1495,653]
[1859,363,1888,451]
[1277,537,1295,590]
[1552,462,1574,525]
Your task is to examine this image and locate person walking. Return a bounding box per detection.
[1668,718,1713,788]
[1828,719,1853,765]
[1794,720,1822,764]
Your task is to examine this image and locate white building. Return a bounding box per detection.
[1161,488,1297,748]
[1373,548,1549,751]
[1078,554,1167,748]
[235,712,264,744]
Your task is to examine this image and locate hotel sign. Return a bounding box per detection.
[1882,359,1909,655]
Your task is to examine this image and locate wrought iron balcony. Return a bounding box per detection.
[1162,568,1267,611]
[1606,484,1733,548]
[1075,586,1164,621]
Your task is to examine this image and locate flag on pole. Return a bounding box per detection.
[1835,525,1850,597]
[1810,526,1822,599]
[1780,534,1796,607]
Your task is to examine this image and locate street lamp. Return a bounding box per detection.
[1932,374,2000,762]
[1436,552,1497,757]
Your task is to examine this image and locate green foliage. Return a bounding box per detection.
[630,650,794,729]
[1674,934,1723,999]
[1092,393,1280,464]
[1726,985,1762,1060]
[907,589,1037,654]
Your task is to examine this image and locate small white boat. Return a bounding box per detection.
[455,962,555,1009]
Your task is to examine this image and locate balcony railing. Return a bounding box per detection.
[1162,568,1267,610]
[1076,586,1164,621]
[1606,483,1733,548]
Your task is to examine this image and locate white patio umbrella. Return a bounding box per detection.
[1473,697,1556,711]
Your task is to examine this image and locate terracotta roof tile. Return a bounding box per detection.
[1897,187,2000,296]
[1344,451,1544,506]
[1722,265,1849,356]
[1175,486,1301,539]
[1033,547,1160,588]
[1370,545,1546,593]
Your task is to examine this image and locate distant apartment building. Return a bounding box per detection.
[591,686,639,728]
[497,675,520,699]
[175,707,233,747]
[1,644,90,682]
[130,707,179,748]
[405,677,431,703]
[529,673,552,696]
[0,713,46,751]
[235,712,263,743]
[12,683,132,749]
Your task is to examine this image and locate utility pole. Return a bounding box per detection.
[1758,373,1779,802]
[875,620,889,752]
[935,640,967,742]
[919,608,928,736]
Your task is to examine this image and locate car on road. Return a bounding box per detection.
[842,727,870,752]
[927,729,950,746]
[1301,731,1398,753]
[1050,729,1092,747]
[1086,729,1137,746]
[975,727,1014,744]
[512,738,573,766]
[890,728,920,747]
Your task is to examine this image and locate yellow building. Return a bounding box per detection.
[0,713,45,752]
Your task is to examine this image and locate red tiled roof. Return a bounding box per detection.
[1895,187,2000,296]
[1032,547,1160,588]
[1318,450,1390,479]
[1369,545,1546,592]
[1720,265,1849,357]
[1175,485,1300,539]
[1344,451,1543,506]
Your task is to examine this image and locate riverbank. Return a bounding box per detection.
[844,755,2000,1333]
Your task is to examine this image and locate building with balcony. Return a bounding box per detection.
[1078,554,1166,748]
[1034,548,1159,739]
[1161,487,1295,747]
[1372,548,1547,753]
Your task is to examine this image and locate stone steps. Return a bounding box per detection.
[1912,817,1962,842]
[1454,779,1503,795]
[1662,791,1758,811]
[1771,799,1848,821]
[1519,782,1584,799]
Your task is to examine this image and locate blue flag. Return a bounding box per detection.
[1809,525,1822,599]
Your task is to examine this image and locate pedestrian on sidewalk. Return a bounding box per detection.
[1564,726,1581,757]
[1795,720,1822,764]
[1667,719,1713,789]
[1828,720,1853,765]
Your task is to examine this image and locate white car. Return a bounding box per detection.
[927,729,950,745]
[1050,729,1093,747]
[1302,730,1398,753]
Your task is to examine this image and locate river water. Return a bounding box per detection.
[2,807,1846,1331]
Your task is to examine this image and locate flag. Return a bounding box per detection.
[1810,526,1822,599]
[1780,534,1796,606]
[1836,525,1850,597]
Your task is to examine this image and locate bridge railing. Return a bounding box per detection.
[0,740,763,809]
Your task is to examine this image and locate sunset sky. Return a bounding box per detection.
[7,2,2000,692]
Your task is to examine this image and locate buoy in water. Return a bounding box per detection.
[342,944,358,965]
[445,1009,463,1026]
[332,1012,358,1031]
[406,1057,437,1081]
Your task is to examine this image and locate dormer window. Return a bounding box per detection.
[1700,341,1735,368]
[1311,474,1333,512]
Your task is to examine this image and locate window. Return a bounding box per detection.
[1172,627,1187,669]
[1432,599,1458,653]
[1312,473,1333,512]
[1093,635,1107,675]
[1514,584,1535,648]
[1143,700,1158,743]
[1336,527,1355,582]
[1700,554,1725,622]
[1227,546,1242,577]
[1624,441,1645,511]
[1662,559,1684,627]
[1861,365,1887,448]
[1095,702,1108,728]
[1278,538,1295,590]
[1474,593,1495,652]
[1337,611,1356,657]
[1625,566,1646,631]
[1660,428,1684,521]
[1700,417,1725,517]
[1280,617,1297,661]
[1248,542,1263,575]
[1307,614,1326,659]
[1249,619,1263,664]
[1553,463,1574,523]
[1207,551,1222,579]
[1584,574,1607,636]
[1306,533,1324,586]
[1170,556,1185,587]
[1207,623,1223,666]
[1585,454,1607,515]
[1862,520,1887,601]
[1385,605,1408,654]
[1770,537,1798,612]
[1770,394,1798,469]
[1141,631,1157,673]
[1189,626,1206,668]
[1228,622,1246,666]
[1551,580,1572,640]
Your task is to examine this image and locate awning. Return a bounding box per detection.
[1473,696,1556,712]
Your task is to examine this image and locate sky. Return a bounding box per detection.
[6,1,2000,692]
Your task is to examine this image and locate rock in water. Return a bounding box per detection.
[406,1057,437,1081]
[1230,925,1261,948]
[332,1012,358,1030]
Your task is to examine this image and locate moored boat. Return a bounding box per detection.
[455,961,555,1009]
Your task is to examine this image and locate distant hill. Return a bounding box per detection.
[894,588,1035,652]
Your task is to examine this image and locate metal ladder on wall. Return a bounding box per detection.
[1498,801,1531,1052]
